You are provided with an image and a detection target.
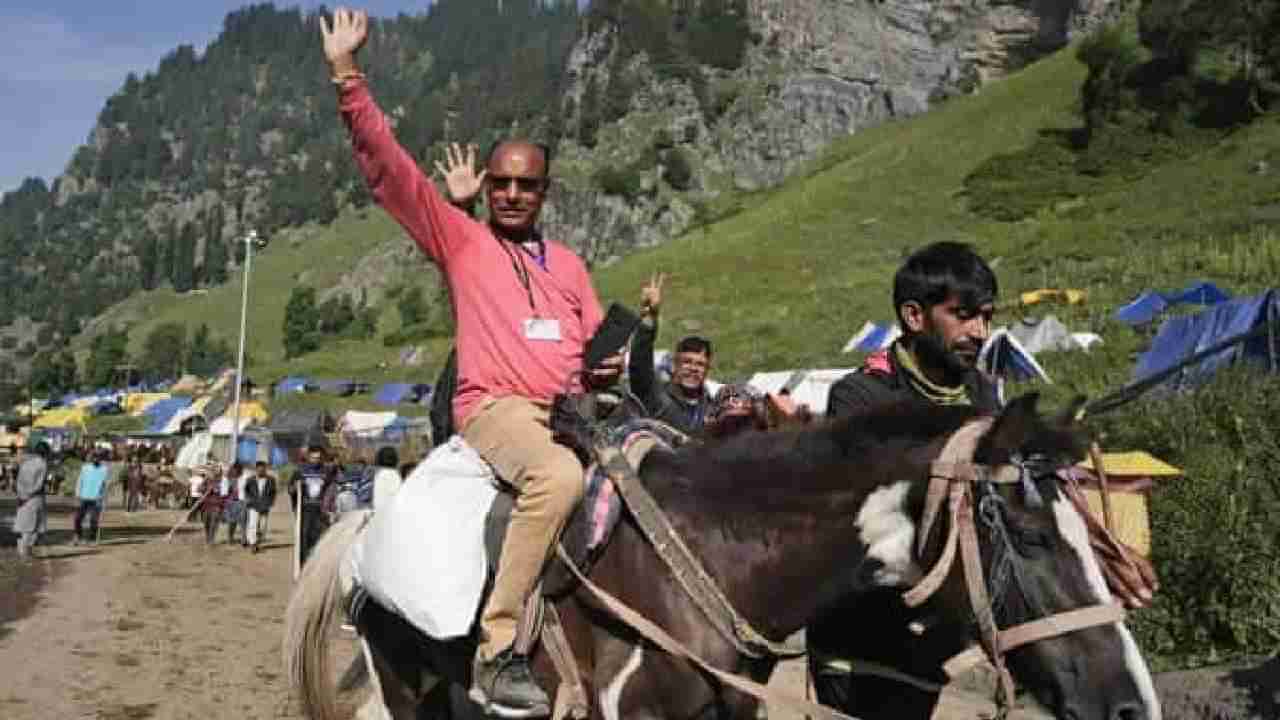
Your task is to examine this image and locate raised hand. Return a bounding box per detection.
[640,272,665,317]
[434,143,487,207]
[319,7,368,74]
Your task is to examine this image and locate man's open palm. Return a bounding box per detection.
[320,7,368,68]
[434,143,487,206]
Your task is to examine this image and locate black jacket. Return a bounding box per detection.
[243,475,277,514]
[826,343,1001,419]
[627,319,713,436]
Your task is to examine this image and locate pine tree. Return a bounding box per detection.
[172,222,196,293]
[283,286,320,359]
[138,230,159,290]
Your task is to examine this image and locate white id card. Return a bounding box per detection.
[523,318,562,342]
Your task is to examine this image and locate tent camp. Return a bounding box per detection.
[176,432,214,469]
[144,397,197,434]
[747,369,857,416]
[125,393,170,416]
[1131,289,1278,389]
[338,411,397,436]
[1114,281,1231,326]
[978,328,1051,384]
[842,322,900,353]
[170,375,204,393]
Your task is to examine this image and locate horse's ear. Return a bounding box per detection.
[983,392,1041,456]
[1051,394,1088,428]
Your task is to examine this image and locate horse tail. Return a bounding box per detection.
[283,510,369,720]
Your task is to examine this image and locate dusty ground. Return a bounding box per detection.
[1,494,1274,720]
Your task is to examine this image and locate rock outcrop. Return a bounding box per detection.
[545,0,1118,253]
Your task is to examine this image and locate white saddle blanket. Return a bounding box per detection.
[348,435,499,639]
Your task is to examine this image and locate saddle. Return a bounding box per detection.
[483,391,689,598]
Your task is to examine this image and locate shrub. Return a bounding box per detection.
[596,166,647,200]
[664,149,695,191]
[1090,368,1280,667]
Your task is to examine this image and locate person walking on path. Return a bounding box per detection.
[13,442,50,560]
[222,463,246,545]
[73,452,110,546]
[126,458,145,512]
[321,9,622,715]
[243,461,277,554]
[289,446,335,570]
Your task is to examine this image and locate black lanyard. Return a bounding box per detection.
[497,236,544,313]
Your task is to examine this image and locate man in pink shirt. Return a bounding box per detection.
[323,9,617,716]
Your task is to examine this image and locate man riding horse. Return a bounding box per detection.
[323,9,622,716]
[812,243,1158,719]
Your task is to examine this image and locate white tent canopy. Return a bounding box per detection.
[746,368,857,416]
[208,416,253,436]
[842,322,900,354]
[176,432,214,469]
[339,410,398,436]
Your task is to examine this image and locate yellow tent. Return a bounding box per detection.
[1020,288,1087,307]
[190,396,212,415]
[33,408,88,431]
[125,393,171,416]
[218,401,269,425]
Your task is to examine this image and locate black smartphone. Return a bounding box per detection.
[584,302,642,369]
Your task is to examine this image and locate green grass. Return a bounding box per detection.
[79,33,1280,667]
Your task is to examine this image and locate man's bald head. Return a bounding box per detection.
[485,139,552,238]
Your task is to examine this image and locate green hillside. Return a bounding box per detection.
[96,30,1280,668]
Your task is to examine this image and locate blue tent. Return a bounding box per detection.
[842,322,900,353]
[1114,291,1169,326]
[375,383,415,406]
[144,397,194,433]
[978,329,1051,384]
[1132,290,1278,389]
[315,379,356,396]
[275,376,311,396]
[1115,281,1231,326]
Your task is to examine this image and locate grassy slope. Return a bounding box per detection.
[105,43,1280,405]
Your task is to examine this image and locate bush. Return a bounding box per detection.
[664,149,695,191]
[1090,368,1280,667]
[595,166,647,200]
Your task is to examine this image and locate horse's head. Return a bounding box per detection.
[944,393,1160,720]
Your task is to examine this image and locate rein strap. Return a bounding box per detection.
[901,419,1127,713]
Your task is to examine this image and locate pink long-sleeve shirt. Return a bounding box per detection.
[339,80,603,428]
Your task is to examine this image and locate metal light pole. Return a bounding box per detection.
[229,229,265,464]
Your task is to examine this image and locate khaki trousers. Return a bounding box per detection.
[462,396,584,661]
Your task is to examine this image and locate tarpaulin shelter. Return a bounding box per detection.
[747,369,858,416]
[375,383,415,406]
[842,322,901,353]
[33,407,88,431]
[268,409,332,452]
[1020,288,1086,307]
[176,432,214,469]
[316,379,358,396]
[1131,290,1278,390]
[125,393,170,416]
[144,397,194,433]
[1115,281,1232,326]
[1065,451,1182,556]
[90,399,125,416]
[274,376,312,396]
[215,401,269,426]
[338,411,397,436]
[978,328,1051,384]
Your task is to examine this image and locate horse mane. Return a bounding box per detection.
[650,400,985,515]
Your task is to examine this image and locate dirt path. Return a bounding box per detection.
[2,495,1271,720]
[0,495,317,720]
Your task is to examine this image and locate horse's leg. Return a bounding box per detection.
[359,602,444,720]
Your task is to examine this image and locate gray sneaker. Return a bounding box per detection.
[468,649,550,718]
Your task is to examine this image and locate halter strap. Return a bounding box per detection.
[902,419,1127,714]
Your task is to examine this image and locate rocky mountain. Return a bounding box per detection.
[540,0,1120,256]
[0,0,1120,389]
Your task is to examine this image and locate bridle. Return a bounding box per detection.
[902,418,1127,715]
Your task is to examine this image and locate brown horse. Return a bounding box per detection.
[284,394,1160,720]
